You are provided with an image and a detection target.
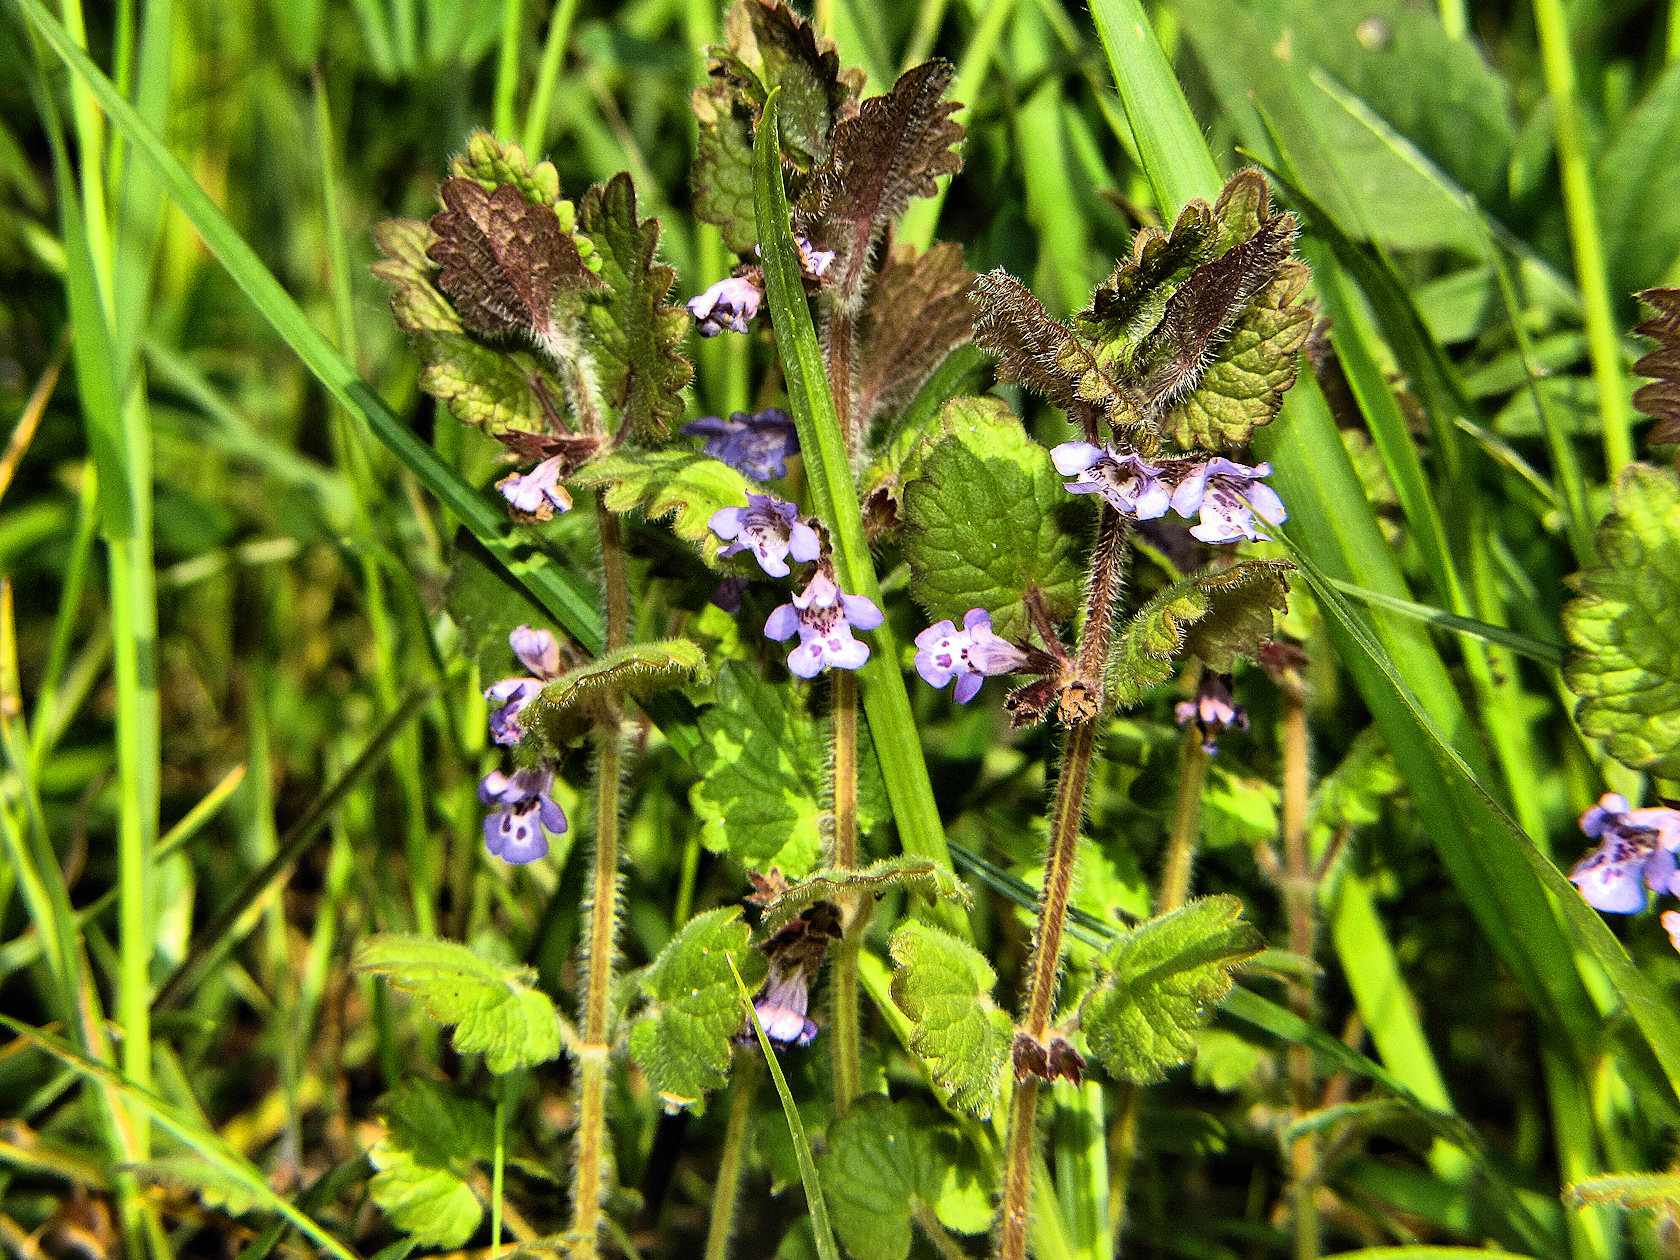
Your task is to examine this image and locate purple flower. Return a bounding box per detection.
[484,625,563,746]
[709,494,821,579]
[914,608,1029,703]
[796,235,835,280]
[683,408,801,482]
[497,455,573,522]
[1662,910,1680,953]
[1568,793,1680,914]
[764,569,883,678]
[746,962,818,1047]
[1168,457,1287,544]
[1051,443,1173,520]
[1175,674,1249,754]
[687,274,763,337]
[479,767,568,864]
[708,575,750,613]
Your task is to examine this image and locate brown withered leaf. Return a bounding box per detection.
[970,269,1131,431]
[428,177,602,345]
[1135,211,1298,416]
[802,59,964,308]
[852,242,975,431]
[493,429,605,468]
[1011,1032,1087,1084]
[1634,288,1680,446]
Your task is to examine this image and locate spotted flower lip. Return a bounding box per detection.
[479,767,567,865]
[1568,792,1680,914]
[763,569,884,679]
[1051,442,1173,520]
[1174,674,1248,754]
[485,625,562,746]
[683,407,800,481]
[497,455,573,522]
[1168,457,1287,544]
[708,494,821,579]
[687,274,763,337]
[914,608,1028,703]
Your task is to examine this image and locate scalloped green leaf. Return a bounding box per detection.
[1563,463,1680,777]
[355,935,563,1074]
[367,1081,494,1248]
[757,858,972,935]
[1108,560,1292,708]
[575,172,694,440]
[527,639,710,747]
[1079,895,1263,1085]
[571,447,755,567]
[689,663,887,877]
[887,921,1010,1116]
[628,907,767,1109]
[901,396,1083,641]
[819,1097,968,1260]
[691,80,759,254]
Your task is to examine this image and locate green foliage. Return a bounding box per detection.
[887,921,1010,1116]
[689,662,885,876]
[1108,560,1292,707]
[1563,463,1680,777]
[527,639,709,746]
[902,396,1083,641]
[571,446,755,566]
[128,1155,265,1217]
[450,130,579,230]
[756,858,972,935]
[574,172,693,439]
[367,1080,493,1248]
[444,542,563,678]
[1080,895,1263,1084]
[820,1097,978,1260]
[354,935,564,1073]
[691,81,758,254]
[628,908,766,1109]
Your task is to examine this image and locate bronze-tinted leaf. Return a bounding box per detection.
[1079,200,1216,343]
[1634,288,1680,446]
[970,269,1130,430]
[742,0,860,168]
[853,242,975,431]
[427,178,601,345]
[803,59,964,308]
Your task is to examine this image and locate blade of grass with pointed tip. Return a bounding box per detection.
[726,955,840,1260]
[0,1016,361,1260]
[752,88,956,885]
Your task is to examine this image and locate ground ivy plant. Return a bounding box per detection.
[361,4,1310,1256]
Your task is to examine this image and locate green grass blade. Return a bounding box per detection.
[15,0,607,653]
[752,88,956,883]
[0,1016,361,1260]
[727,954,841,1260]
[1323,578,1563,665]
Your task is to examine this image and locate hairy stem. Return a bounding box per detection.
[570,504,630,1253]
[825,307,859,458]
[704,1052,761,1260]
[999,509,1129,1260]
[1158,724,1208,914]
[830,666,863,1112]
[1279,669,1320,1260]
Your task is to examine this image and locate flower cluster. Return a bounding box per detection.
[914,609,1028,704]
[683,407,800,481]
[685,237,835,339]
[477,626,570,865]
[1175,674,1249,754]
[1568,793,1680,917]
[1051,443,1286,544]
[706,493,883,679]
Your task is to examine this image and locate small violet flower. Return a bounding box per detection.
[1051,442,1173,520]
[684,407,800,481]
[764,568,883,678]
[497,454,573,522]
[795,235,835,280]
[1568,793,1680,914]
[914,608,1028,704]
[708,493,821,579]
[484,625,562,746]
[747,962,819,1047]
[479,767,567,865]
[1169,457,1287,544]
[687,273,763,337]
[1175,674,1249,754]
